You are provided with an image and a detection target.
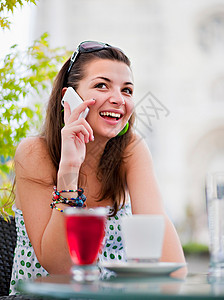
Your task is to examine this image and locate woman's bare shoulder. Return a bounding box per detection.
[126,133,152,156]
[15,136,55,181]
[124,133,153,168]
[15,136,48,160]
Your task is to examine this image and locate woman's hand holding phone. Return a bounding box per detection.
[60,87,95,170]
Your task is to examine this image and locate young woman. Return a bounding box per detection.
[10,41,186,294]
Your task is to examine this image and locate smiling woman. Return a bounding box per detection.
[9,41,186,295]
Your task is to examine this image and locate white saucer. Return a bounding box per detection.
[100,261,186,276]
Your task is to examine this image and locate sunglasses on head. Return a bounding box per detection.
[67,41,112,74]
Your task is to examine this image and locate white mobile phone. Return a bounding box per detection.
[61,87,89,119]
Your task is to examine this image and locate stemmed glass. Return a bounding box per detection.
[64,207,107,282]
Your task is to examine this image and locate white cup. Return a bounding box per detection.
[121,215,165,262]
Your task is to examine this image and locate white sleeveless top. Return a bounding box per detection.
[10,203,132,295]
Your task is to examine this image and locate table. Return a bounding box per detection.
[17,272,224,299]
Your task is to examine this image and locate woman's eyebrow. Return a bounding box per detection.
[91,76,134,85]
[91,76,111,82]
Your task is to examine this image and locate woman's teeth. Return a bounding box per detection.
[100,112,121,120]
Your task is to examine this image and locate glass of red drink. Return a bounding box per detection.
[64,207,106,282]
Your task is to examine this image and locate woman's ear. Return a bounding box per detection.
[62,87,67,98]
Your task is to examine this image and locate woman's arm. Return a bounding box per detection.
[15,137,73,274]
[125,135,186,264]
[15,100,95,274]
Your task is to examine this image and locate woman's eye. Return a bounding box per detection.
[123,87,133,95]
[95,83,107,89]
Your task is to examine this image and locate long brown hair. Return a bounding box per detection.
[41,45,135,216]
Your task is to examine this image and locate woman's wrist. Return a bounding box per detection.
[59,159,81,172]
[57,164,79,189]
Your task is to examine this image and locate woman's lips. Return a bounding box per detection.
[99,114,121,125]
[98,110,124,125]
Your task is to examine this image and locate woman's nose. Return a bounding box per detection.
[109,91,125,106]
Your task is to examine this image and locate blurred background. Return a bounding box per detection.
[1,0,224,267]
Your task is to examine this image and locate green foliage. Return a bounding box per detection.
[0,180,14,220]
[0,0,37,29]
[0,32,69,174]
[182,242,209,255]
[0,32,71,218]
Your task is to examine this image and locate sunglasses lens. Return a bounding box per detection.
[80,41,106,52]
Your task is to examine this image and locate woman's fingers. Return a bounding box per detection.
[63,99,95,143]
[62,120,94,143]
[74,118,94,142]
[72,125,89,143]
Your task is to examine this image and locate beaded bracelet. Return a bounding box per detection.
[50,186,86,212]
